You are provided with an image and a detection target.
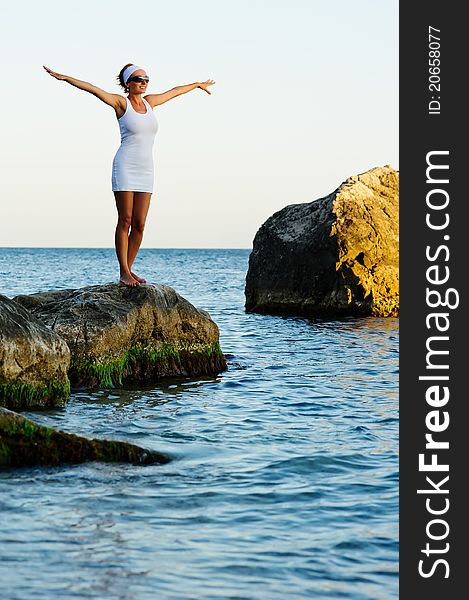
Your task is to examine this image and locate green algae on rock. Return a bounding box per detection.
[0,294,71,410]
[0,407,171,468]
[0,379,71,410]
[70,341,225,388]
[13,282,227,389]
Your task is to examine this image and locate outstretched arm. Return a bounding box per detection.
[145,79,216,108]
[43,65,122,110]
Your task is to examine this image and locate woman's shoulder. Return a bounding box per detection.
[114,95,128,119]
[143,95,157,109]
[115,94,127,109]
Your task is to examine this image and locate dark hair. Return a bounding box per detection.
[116,63,134,92]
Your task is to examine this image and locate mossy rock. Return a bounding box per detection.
[13,283,227,388]
[0,294,71,410]
[0,379,71,410]
[70,341,226,388]
[0,407,171,468]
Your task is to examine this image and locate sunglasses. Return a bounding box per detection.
[129,76,149,83]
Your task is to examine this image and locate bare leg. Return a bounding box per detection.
[114,191,139,287]
[128,192,152,282]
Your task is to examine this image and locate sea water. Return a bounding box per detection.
[0,248,398,599]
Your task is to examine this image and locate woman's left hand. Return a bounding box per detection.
[198,79,216,94]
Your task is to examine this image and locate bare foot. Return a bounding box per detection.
[131,271,147,283]
[120,273,140,287]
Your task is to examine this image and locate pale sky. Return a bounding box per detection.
[1,0,398,249]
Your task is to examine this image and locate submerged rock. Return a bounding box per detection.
[0,294,71,410]
[13,283,227,388]
[245,165,399,317]
[0,407,170,468]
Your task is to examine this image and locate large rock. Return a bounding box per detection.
[0,294,71,410]
[0,407,170,468]
[13,283,227,388]
[245,165,399,317]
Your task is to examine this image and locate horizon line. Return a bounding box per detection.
[0,246,252,251]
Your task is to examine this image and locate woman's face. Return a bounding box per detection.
[127,70,149,93]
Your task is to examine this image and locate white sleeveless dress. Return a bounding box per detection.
[111,97,158,193]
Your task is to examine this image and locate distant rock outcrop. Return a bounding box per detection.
[0,294,70,410]
[13,283,227,388]
[0,407,171,468]
[245,165,399,317]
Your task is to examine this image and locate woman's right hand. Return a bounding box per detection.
[43,65,66,81]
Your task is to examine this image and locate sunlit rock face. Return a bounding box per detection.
[245,165,399,318]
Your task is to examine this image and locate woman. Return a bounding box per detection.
[43,64,215,287]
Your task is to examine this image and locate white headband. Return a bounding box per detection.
[122,65,145,85]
